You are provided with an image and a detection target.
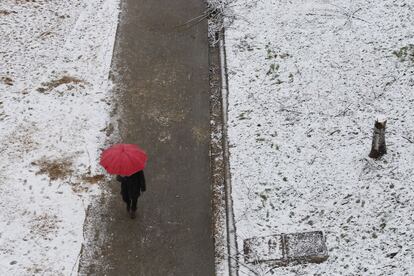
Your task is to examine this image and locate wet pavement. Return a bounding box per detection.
[79,0,215,275]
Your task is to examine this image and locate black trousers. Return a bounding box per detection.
[126,198,138,211]
[121,184,138,211]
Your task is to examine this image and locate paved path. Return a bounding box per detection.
[80,0,215,275]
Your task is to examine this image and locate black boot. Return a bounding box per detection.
[129,210,136,219]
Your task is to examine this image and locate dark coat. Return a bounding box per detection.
[116,170,146,202]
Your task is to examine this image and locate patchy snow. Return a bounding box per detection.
[223,0,414,275]
[0,0,119,274]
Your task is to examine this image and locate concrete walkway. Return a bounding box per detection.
[80,0,215,275]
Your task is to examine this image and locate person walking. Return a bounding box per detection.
[100,143,148,218]
[116,170,146,219]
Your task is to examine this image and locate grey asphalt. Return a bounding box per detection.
[80,0,215,275]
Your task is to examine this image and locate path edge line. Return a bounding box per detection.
[219,30,240,276]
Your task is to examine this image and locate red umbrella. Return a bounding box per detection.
[100,144,148,176]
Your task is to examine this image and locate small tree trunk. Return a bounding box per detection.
[369,116,387,159]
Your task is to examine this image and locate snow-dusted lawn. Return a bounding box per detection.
[224,0,414,275]
[0,0,118,274]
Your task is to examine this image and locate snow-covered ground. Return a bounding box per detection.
[0,0,119,274]
[223,0,414,275]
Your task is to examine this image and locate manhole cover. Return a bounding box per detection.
[243,234,284,264]
[285,231,328,264]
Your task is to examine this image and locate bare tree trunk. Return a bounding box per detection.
[369,116,387,159]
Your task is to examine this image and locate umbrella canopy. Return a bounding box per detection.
[100,144,147,176]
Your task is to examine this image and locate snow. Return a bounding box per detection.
[222,0,414,275]
[376,114,387,123]
[0,0,119,274]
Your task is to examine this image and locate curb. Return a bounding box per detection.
[219,30,239,276]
